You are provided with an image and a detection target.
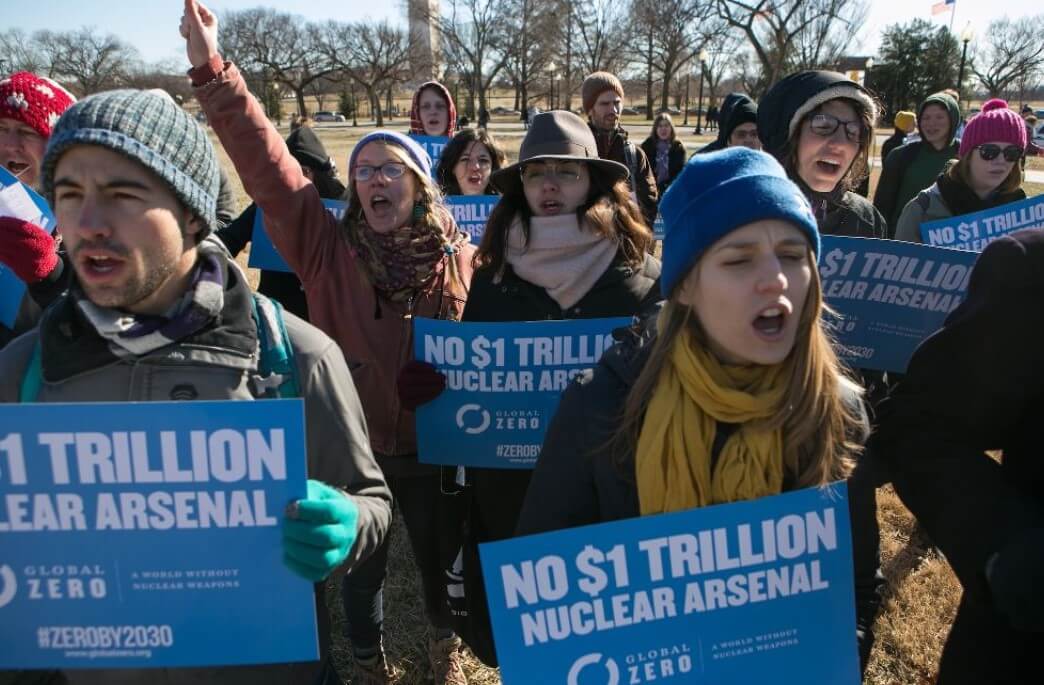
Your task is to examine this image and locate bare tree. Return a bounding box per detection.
[502,0,558,113]
[0,29,48,75]
[715,0,866,95]
[123,60,193,103]
[972,16,1044,99]
[790,0,867,72]
[319,21,412,126]
[35,27,140,96]
[630,0,713,116]
[219,9,335,116]
[572,0,632,76]
[429,0,512,117]
[700,18,746,107]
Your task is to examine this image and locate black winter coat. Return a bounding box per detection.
[518,321,884,673]
[872,229,1044,683]
[458,250,662,666]
[819,190,888,239]
[640,136,686,195]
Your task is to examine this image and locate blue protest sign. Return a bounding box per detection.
[819,236,978,373]
[0,400,318,669]
[920,194,1044,251]
[414,317,630,469]
[248,199,346,273]
[445,195,499,244]
[0,167,57,327]
[653,213,665,241]
[480,484,859,685]
[410,135,450,176]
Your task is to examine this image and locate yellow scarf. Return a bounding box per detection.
[635,318,791,515]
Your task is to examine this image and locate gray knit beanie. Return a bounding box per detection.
[41,89,220,234]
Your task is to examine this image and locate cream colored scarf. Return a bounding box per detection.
[504,212,619,310]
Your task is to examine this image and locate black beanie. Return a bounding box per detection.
[724,100,758,142]
[285,126,332,172]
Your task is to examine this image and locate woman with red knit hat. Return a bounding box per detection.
[894,99,1027,244]
[410,81,457,137]
[0,71,76,349]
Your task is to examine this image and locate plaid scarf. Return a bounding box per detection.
[76,241,226,357]
[346,207,466,303]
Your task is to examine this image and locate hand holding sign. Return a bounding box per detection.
[0,217,58,283]
[282,480,360,581]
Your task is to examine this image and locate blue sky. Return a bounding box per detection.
[13,0,1038,66]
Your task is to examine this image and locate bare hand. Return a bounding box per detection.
[180,0,219,69]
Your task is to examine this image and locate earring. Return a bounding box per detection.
[413,201,425,222]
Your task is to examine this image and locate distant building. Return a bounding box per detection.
[408,0,441,83]
[833,56,875,87]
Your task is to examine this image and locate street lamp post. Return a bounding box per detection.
[350,82,358,127]
[957,23,974,108]
[548,61,557,111]
[683,71,691,126]
[695,49,708,135]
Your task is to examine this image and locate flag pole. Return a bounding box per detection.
[949,0,957,32]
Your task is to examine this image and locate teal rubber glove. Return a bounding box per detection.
[282,479,359,581]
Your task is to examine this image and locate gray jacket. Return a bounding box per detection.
[0,259,392,685]
[894,183,950,244]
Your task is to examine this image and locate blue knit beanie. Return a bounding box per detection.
[659,147,820,297]
[348,130,432,179]
[41,89,220,234]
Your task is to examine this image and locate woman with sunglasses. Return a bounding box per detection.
[435,127,507,196]
[757,71,886,239]
[184,5,474,682]
[895,100,1027,244]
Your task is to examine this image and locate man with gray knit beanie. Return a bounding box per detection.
[580,71,659,225]
[0,87,391,685]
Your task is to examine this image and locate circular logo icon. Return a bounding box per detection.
[0,565,16,608]
[455,404,491,435]
[567,652,619,685]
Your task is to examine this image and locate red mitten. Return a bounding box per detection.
[397,360,447,410]
[0,217,58,283]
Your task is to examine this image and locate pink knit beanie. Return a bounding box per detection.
[959,99,1027,157]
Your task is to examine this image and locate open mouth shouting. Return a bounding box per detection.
[813,158,843,177]
[751,302,792,342]
[4,160,30,178]
[76,248,127,283]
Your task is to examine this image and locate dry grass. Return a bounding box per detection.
[212,121,1019,685]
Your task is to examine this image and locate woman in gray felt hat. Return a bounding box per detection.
[406,109,663,665]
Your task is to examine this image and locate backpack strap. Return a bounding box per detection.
[250,293,299,399]
[623,142,640,190]
[18,341,42,403]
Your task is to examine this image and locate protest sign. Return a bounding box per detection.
[410,135,450,176]
[445,195,499,244]
[248,199,347,273]
[0,167,57,328]
[819,236,978,373]
[0,400,318,669]
[653,213,665,241]
[414,317,630,468]
[920,194,1044,251]
[480,484,859,685]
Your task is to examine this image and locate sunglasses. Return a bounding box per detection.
[807,113,866,142]
[977,144,1023,163]
[354,162,407,182]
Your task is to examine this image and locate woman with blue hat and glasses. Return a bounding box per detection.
[181,1,474,681]
[517,147,884,674]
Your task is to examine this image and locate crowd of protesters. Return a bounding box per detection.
[0,1,1042,683]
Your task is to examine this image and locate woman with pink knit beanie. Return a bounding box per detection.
[894,99,1028,243]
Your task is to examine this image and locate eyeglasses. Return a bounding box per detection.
[354,162,408,182]
[520,162,584,186]
[807,113,866,142]
[977,144,1023,163]
[456,156,493,169]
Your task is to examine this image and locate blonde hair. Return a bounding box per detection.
[614,249,863,487]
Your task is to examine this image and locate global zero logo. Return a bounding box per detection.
[0,565,16,608]
[455,404,491,434]
[568,652,620,685]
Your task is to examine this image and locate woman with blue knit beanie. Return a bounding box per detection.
[517,147,884,674]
